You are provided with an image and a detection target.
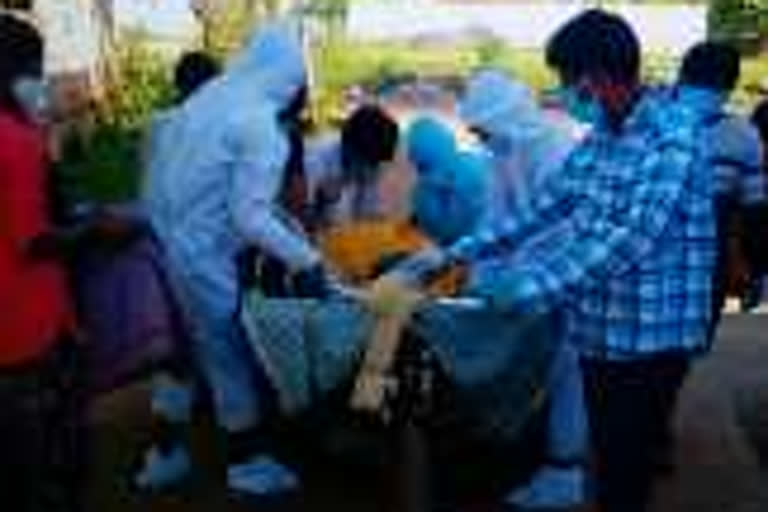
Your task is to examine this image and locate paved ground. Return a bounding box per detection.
[652,313,768,512]
[86,313,768,512]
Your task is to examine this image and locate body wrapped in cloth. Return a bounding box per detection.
[240,293,558,443]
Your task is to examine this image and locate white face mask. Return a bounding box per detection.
[12,77,50,122]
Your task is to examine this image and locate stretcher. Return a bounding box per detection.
[240,291,559,510]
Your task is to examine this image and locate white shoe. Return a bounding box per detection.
[505,466,585,510]
[133,444,192,492]
[227,456,299,497]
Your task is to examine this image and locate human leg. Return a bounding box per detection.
[546,343,589,465]
[506,342,588,509]
[182,262,298,496]
[652,357,692,476]
[133,372,195,492]
[0,338,86,512]
[581,355,690,512]
[0,366,46,512]
[135,251,293,496]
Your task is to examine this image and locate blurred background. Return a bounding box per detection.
[0,0,765,207]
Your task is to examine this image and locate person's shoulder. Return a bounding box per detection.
[715,111,759,138]
[180,88,276,136]
[711,112,763,164]
[146,108,177,138]
[642,89,701,138]
[150,108,177,127]
[0,111,38,143]
[648,88,695,120]
[0,111,43,161]
[223,104,283,147]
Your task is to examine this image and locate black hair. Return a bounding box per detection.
[340,105,399,180]
[679,42,741,93]
[174,51,219,103]
[545,9,641,85]
[0,14,43,112]
[752,99,768,146]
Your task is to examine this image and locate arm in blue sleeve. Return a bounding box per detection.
[478,136,696,312]
[714,120,768,274]
[445,170,575,264]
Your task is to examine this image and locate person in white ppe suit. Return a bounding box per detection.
[459,70,589,510]
[141,17,330,497]
[461,70,581,226]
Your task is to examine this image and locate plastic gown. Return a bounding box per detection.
[143,18,316,431]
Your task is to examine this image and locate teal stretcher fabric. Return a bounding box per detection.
[240,295,558,441]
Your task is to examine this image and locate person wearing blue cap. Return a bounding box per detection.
[406,115,458,177]
[404,108,588,510]
[411,149,491,247]
[406,115,491,244]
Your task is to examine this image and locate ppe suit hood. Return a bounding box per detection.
[406,116,457,175]
[460,69,547,142]
[187,16,307,116]
[412,149,490,246]
[459,70,578,225]
[227,17,307,108]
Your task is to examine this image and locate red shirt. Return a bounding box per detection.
[0,110,74,366]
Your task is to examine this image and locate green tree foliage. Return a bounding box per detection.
[193,0,263,57]
[55,33,174,205]
[709,0,768,53]
[306,0,349,37]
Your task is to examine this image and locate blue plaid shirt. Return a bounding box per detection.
[447,91,717,361]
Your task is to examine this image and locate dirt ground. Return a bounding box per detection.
[85,313,768,512]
